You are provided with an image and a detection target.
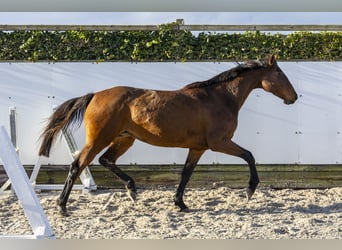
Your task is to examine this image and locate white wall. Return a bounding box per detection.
[0,62,341,165]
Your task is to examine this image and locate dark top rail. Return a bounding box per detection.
[0,24,342,32]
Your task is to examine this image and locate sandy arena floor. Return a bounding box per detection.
[0,187,341,239]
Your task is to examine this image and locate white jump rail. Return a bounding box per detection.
[0,126,55,239]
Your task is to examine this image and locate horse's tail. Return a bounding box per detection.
[38,93,94,157]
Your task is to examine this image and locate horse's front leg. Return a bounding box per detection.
[209,138,259,200]
[174,149,204,212]
[240,150,259,200]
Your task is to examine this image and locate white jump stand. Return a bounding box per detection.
[0,126,55,239]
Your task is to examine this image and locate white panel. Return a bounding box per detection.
[0,62,341,165]
[293,62,342,164]
[337,80,342,164]
[235,90,299,164]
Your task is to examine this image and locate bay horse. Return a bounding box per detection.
[38,55,297,216]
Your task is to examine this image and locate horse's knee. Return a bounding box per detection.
[241,150,255,165]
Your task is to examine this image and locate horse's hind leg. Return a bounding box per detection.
[57,157,81,216]
[99,135,136,201]
[57,144,101,216]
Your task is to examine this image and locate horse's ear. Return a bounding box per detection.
[268,54,277,66]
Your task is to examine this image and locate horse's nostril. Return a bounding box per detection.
[284,99,295,105]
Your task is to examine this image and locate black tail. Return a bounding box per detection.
[38,93,94,157]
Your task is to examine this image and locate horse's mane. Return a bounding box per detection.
[184,58,268,89]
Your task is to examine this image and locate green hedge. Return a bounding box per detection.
[0,23,341,62]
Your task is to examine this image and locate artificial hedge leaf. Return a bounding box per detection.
[0,23,341,62]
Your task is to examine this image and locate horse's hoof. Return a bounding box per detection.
[59,206,70,217]
[126,189,137,202]
[56,198,70,216]
[179,207,190,213]
[246,187,254,202]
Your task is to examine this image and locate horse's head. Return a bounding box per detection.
[261,55,298,104]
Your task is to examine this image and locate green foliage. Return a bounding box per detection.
[0,23,341,62]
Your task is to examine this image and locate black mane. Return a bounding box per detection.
[185,58,269,89]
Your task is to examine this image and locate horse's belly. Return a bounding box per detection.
[128,89,208,148]
[128,125,208,149]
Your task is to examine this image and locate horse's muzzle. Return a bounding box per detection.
[284,99,295,105]
[284,94,298,105]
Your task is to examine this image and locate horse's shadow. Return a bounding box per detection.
[65,190,342,217]
[201,201,342,216]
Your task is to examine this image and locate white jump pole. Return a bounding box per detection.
[0,126,55,239]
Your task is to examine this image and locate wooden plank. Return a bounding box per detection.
[0,24,159,31]
[0,24,342,32]
[1,164,339,190]
[179,24,342,32]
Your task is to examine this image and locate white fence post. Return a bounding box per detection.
[0,126,55,239]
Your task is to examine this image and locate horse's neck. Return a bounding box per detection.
[225,75,261,109]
